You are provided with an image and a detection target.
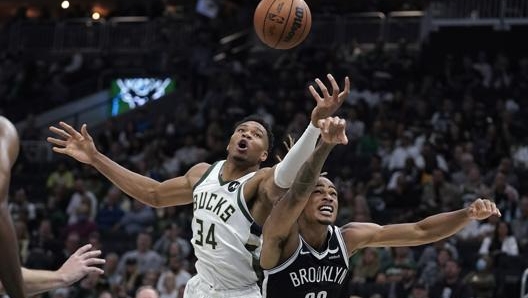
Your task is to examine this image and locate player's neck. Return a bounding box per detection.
[221,160,259,181]
[299,222,329,252]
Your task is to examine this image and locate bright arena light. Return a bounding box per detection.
[91,12,101,20]
[61,0,70,9]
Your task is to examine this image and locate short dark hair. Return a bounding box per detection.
[234,115,274,152]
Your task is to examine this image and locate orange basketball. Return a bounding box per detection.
[253,0,312,50]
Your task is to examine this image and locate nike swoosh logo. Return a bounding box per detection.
[328,247,339,254]
[300,249,311,255]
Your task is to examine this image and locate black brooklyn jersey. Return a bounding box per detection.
[262,226,350,298]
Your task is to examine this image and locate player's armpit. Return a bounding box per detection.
[153,163,210,207]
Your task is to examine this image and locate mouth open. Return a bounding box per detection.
[319,205,334,216]
[237,139,248,152]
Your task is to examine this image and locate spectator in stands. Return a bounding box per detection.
[63,201,98,241]
[490,172,519,222]
[103,252,123,288]
[122,257,142,296]
[156,246,191,298]
[479,220,519,257]
[113,200,156,236]
[388,130,420,172]
[485,157,519,190]
[26,219,62,269]
[96,186,125,232]
[153,222,191,259]
[118,232,164,275]
[419,247,454,288]
[420,169,461,215]
[352,247,381,284]
[46,162,74,191]
[459,165,490,204]
[429,259,473,298]
[8,187,37,224]
[511,195,528,251]
[450,151,473,185]
[409,282,429,298]
[463,255,495,298]
[66,178,98,225]
[55,232,81,269]
[136,286,159,298]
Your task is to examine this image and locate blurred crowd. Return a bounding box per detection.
[2,3,528,298]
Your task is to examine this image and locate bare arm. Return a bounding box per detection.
[0,116,25,298]
[341,199,501,256]
[91,152,207,207]
[48,122,207,207]
[261,142,336,269]
[261,117,347,269]
[0,244,105,296]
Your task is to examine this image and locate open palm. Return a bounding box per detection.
[47,122,98,165]
[309,74,350,126]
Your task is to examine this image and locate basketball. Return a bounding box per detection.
[253,0,312,50]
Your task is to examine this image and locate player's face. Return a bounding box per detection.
[301,177,338,225]
[227,121,269,165]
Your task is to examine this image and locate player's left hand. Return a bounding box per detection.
[309,74,350,126]
[467,198,501,220]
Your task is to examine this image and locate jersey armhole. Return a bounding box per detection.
[192,161,220,192]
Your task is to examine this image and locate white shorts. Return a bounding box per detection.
[183,275,261,298]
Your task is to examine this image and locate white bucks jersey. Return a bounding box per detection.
[191,160,262,290]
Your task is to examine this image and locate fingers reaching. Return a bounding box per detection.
[88,267,105,275]
[59,121,83,140]
[309,85,322,103]
[327,74,340,100]
[74,244,93,256]
[49,126,72,139]
[81,124,92,141]
[315,78,330,99]
[47,137,67,147]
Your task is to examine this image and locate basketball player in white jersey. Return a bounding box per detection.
[0,116,27,298]
[0,244,105,296]
[261,119,502,298]
[47,74,350,298]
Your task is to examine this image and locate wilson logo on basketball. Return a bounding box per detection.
[283,7,303,42]
[267,12,285,24]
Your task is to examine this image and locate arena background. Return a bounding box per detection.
[1,0,528,297]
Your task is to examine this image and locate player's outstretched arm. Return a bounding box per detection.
[272,74,350,189]
[0,116,26,298]
[48,122,207,207]
[246,74,350,213]
[0,244,105,295]
[341,198,501,256]
[261,117,348,269]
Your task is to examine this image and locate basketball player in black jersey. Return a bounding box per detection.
[260,117,502,298]
[0,116,26,298]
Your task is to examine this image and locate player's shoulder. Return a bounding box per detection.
[186,162,212,178]
[254,166,273,177]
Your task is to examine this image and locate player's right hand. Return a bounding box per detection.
[309,74,350,127]
[47,122,98,165]
[317,116,348,145]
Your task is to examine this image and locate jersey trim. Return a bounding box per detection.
[300,226,336,260]
[264,238,303,274]
[334,226,350,267]
[237,182,254,223]
[217,162,231,186]
[192,161,220,191]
